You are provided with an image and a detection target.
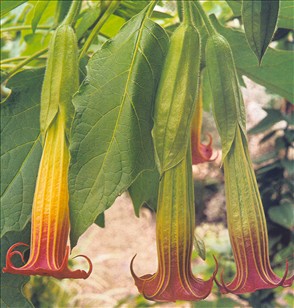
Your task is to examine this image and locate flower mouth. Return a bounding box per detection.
[3,242,92,279]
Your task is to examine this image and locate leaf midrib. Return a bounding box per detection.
[74,13,152,208]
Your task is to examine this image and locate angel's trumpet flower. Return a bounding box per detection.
[191,88,214,165]
[216,126,293,294]
[3,115,92,279]
[131,150,217,302]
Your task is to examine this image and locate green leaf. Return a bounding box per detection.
[100,14,126,38]
[1,69,43,237]
[227,0,294,30]
[268,203,294,229]
[55,0,72,24]
[242,0,280,63]
[94,212,105,228]
[69,6,169,246]
[75,5,102,40]
[211,15,294,103]
[31,1,50,33]
[281,158,294,176]
[278,0,294,29]
[0,0,28,17]
[1,225,32,307]
[129,169,159,216]
[248,108,285,134]
[226,0,242,16]
[115,1,149,20]
[194,233,206,261]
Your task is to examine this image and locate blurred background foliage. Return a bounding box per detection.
[1,1,293,307]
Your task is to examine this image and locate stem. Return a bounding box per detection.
[4,48,48,81]
[1,56,47,64]
[182,0,192,25]
[193,1,216,35]
[0,25,51,33]
[146,1,158,17]
[79,0,121,61]
[61,0,82,26]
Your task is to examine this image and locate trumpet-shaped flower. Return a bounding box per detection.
[216,126,293,294]
[131,150,217,302]
[3,115,92,279]
[191,88,214,165]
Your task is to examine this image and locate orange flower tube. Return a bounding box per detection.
[191,87,214,165]
[3,115,92,279]
[216,126,293,293]
[131,149,217,302]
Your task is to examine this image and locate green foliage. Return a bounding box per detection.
[211,15,294,103]
[242,0,279,63]
[0,0,28,17]
[68,5,169,246]
[31,1,49,33]
[1,69,43,237]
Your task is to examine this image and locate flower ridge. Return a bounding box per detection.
[215,127,293,294]
[131,150,217,302]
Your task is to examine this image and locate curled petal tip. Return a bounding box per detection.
[130,254,138,278]
[72,254,93,279]
[212,255,219,278]
[2,242,29,273]
[206,133,213,147]
[279,260,293,287]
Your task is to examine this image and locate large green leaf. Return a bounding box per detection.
[242,0,279,63]
[69,6,169,245]
[1,225,32,307]
[0,0,28,17]
[1,69,43,237]
[226,0,293,30]
[211,15,294,102]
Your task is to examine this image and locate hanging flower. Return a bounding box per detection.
[216,126,293,294]
[3,115,92,279]
[191,88,215,165]
[131,150,217,302]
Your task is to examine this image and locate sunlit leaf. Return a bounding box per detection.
[0,69,43,237]
[69,5,169,246]
[31,0,49,33]
[0,0,28,17]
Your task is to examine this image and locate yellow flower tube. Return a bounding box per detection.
[3,114,92,279]
[3,2,92,279]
